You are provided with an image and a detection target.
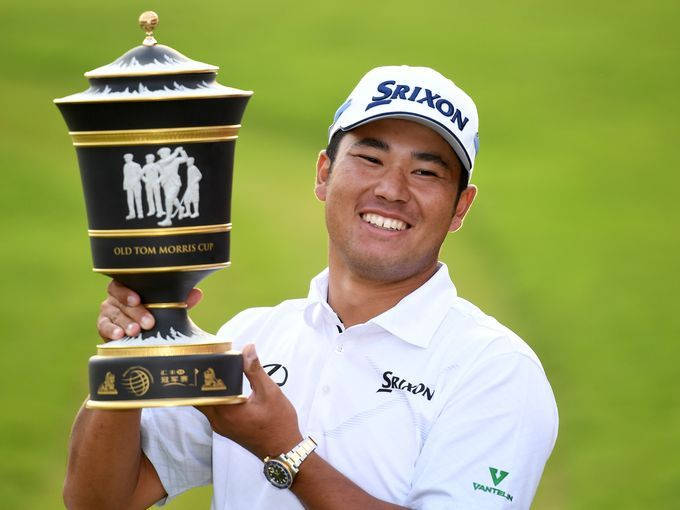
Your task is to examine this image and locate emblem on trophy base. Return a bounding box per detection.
[55,12,253,409]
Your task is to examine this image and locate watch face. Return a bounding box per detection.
[263,459,293,489]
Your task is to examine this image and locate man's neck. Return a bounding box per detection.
[326,259,439,328]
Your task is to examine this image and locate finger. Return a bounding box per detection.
[186,288,203,309]
[242,344,271,395]
[108,280,141,307]
[110,297,154,331]
[106,292,155,331]
[100,299,149,337]
[101,300,140,337]
[97,315,125,341]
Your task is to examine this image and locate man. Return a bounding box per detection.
[181,156,202,218]
[64,66,558,510]
[141,153,165,218]
[123,153,144,220]
[156,146,188,226]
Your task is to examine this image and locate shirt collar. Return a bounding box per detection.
[303,268,341,327]
[303,263,458,348]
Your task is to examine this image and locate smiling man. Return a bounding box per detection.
[64,66,558,510]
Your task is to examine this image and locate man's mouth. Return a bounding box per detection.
[360,213,409,231]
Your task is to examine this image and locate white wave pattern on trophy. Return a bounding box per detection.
[122,327,191,345]
[105,326,218,348]
[84,80,216,99]
[122,147,202,225]
[90,51,214,77]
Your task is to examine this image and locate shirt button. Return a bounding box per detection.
[335,344,343,353]
[322,385,330,394]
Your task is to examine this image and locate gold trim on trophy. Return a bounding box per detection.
[54,89,253,104]
[93,261,230,274]
[88,223,232,238]
[85,66,219,78]
[86,395,247,409]
[69,125,240,146]
[94,343,235,358]
[144,302,188,309]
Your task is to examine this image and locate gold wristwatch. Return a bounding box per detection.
[263,436,317,489]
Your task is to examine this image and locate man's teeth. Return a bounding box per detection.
[361,213,407,231]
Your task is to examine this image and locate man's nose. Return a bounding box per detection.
[374,166,410,202]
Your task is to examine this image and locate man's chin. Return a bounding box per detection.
[342,253,436,284]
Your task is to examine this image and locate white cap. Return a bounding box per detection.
[328,66,480,178]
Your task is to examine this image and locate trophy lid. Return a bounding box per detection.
[55,11,252,103]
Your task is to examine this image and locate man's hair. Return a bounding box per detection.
[325,129,348,164]
[325,130,469,198]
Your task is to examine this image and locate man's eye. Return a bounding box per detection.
[414,169,438,177]
[358,155,381,164]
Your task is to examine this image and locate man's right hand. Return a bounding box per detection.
[97,280,203,340]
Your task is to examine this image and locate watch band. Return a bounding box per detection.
[282,436,317,471]
[263,436,318,489]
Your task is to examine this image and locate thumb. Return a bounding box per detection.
[242,344,270,394]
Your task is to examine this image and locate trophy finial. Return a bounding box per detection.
[139,11,159,46]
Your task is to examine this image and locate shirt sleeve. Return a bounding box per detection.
[405,352,558,510]
[140,406,213,506]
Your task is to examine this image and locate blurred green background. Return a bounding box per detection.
[1,0,677,508]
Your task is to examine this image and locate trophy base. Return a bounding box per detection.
[88,341,244,409]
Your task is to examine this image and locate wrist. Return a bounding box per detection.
[289,450,317,486]
[251,432,303,460]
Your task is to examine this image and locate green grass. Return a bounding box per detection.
[1,0,678,508]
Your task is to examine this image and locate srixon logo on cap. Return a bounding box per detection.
[366,80,470,132]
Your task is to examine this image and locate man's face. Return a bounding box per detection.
[315,118,476,283]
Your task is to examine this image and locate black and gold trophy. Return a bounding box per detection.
[55,12,252,409]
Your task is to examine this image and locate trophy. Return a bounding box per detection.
[55,12,252,409]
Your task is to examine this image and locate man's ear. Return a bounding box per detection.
[448,185,477,232]
[315,150,331,202]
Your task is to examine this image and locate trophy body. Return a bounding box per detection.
[55,13,252,409]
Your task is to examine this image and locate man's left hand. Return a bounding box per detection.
[196,344,303,460]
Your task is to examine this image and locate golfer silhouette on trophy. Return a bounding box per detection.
[141,154,165,218]
[156,146,187,227]
[122,153,144,220]
[181,156,202,219]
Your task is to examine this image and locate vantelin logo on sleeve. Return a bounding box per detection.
[473,467,514,502]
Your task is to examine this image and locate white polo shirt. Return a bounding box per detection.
[141,264,558,509]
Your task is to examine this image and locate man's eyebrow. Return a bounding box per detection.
[352,137,389,151]
[412,151,450,169]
